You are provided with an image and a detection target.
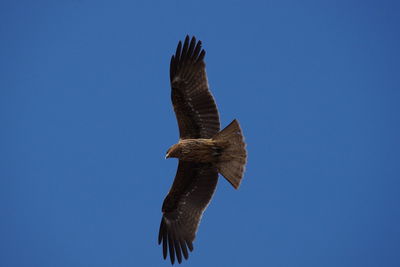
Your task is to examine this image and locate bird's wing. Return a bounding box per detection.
[170,35,220,139]
[159,161,218,264]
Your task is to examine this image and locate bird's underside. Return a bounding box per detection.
[166,138,227,163]
[158,35,247,265]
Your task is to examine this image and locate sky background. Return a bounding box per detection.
[1,1,400,266]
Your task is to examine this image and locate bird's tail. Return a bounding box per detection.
[212,119,247,189]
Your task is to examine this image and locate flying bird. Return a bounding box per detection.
[158,35,247,264]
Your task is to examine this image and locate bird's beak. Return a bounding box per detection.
[165,153,170,159]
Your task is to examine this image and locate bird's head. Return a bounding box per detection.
[165,144,181,159]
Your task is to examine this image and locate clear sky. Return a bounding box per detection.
[1,1,400,266]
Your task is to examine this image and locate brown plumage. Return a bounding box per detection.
[159,35,247,264]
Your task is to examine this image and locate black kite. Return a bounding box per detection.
[158,35,247,264]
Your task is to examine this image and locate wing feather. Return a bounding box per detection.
[159,161,218,264]
[170,36,220,139]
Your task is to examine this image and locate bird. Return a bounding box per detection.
[158,35,247,264]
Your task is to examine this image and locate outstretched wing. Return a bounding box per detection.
[170,35,220,139]
[159,161,218,264]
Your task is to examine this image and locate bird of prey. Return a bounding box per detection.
[158,35,247,264]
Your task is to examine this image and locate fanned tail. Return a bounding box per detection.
[212,119,247,189]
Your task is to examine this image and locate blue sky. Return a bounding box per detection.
[1,1,400,266]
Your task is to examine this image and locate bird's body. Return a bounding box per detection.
[158,35,247,264]
[166,138,226,162]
